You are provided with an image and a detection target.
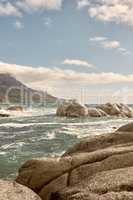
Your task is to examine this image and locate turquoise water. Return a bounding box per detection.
[0,107,132,179]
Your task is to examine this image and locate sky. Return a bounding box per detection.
[0,0,133,103]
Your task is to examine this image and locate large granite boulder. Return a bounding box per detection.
[0,180,41,200]
[16,127,133,200]
[97,103,133,117]
[56,101,88,117]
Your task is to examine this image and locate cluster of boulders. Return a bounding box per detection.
[56,101,133,118]
[0,106,24,117]
[6,121,132,200]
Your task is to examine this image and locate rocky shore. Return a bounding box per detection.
[1,121,133,199]
[56,101,133,118]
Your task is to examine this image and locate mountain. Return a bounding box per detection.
[0,73,57,105]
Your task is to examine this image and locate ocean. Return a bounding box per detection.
[0,106,132,180]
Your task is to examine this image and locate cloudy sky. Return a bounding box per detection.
[0,0,133,103]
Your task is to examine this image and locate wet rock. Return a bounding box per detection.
[0,110,10,117]
[7,106,24,112]
[88,107,107,117]
[97,103,133,118]
[56,101,88,117]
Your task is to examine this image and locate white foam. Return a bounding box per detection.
[0,151,7,155]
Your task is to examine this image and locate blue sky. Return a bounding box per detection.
[0,0,133,103]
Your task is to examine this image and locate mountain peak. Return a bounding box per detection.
[0,73,57,104]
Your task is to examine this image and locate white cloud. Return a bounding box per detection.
[0,0,63,17]
[17,0,63,12]
[63,59,93,68]
[0,2,21,17]
[102,40,120,49]
[89,36,107,42]
[88,0,133,26]
[77,0,90,9]
[14,20,24,30]
[1,61,133,86]
[1,61,133,101]
[89,36,131,55]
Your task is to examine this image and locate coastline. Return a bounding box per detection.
[1,121,133,200]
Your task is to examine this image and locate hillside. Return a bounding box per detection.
[0,73,57,105]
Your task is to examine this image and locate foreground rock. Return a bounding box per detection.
[16,125,133,200]
[0,180,41,200]
[117,122,133,132]
[56,101,88,117]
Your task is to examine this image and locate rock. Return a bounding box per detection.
[97,103,120,116]
[16,127,133,200]
[116,122,133,132]
[88,107,107,117]
[57,102,133,118]
[7,106,23,112]
[97,103,133,118]
[0,180,41,200]
[52,167,133,200]
[0,110,10,117]
[56,102,70,117]
[16,157,72,191]
[117,103,133,118]
[56,101,88,117]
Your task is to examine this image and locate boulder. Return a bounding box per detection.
[118,103,133,117]
[56,101,88,117]
[97,103,133,117]
[7,106,23,112]
[57,102,133,118]
[0,180,41,200]
[97,103,120,116]
[16,127,133,200]
[56,102,70,117]
[88,107,107,117]
[116,122,133,132]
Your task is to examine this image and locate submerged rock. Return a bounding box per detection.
[0,110,10,117]
[0,180,41,200]
[7,106,24,112]
[16,126,133,200]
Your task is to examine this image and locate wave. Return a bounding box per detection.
[0,117,132,129]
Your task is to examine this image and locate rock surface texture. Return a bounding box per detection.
[56,102,133,118]
[16,122,133,200]
[0,180,41,200]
